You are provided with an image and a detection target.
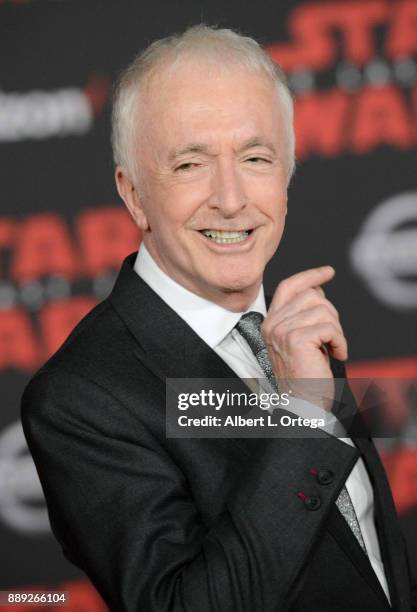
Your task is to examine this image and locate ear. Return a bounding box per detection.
[115,166,149,231]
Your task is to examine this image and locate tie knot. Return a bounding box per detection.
[235,311,265,356]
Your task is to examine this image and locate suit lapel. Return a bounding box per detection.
[331,363,411,610]
[353,435,411,611]
[326,502,391,607]
[108,252,244,382]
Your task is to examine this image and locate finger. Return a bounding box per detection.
[285,323,348,361]
[313,286,325,297]
[271,305,342,338]
[265,306,343,353]
[265,288,339,325]
[270,266,335,310]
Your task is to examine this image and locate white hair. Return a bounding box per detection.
[111,24,295,187]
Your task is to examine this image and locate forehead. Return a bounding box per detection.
[138,61,284,152]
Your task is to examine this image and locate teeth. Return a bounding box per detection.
[202,229,250,244]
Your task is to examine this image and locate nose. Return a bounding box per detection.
[208,159,247,216]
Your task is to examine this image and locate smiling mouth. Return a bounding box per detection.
[199,229,253,244]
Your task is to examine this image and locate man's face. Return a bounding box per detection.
[121,62,289,308]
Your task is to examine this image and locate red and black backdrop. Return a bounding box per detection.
[1,1,416,609]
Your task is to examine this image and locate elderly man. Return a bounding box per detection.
[21,25,414,611]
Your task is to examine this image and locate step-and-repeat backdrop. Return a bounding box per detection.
[1,1,416,608]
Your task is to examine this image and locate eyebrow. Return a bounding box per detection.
[238,137,278,155]
[168,143,210,162]
[167,137,278,162]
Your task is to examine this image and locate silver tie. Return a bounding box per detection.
[235,311,278,391]
[235,311,368,555]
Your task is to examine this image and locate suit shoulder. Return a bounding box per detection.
[32,296,133,374]
[22,294,150,399]
[20,294,163,430]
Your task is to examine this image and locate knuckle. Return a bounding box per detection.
[327,322,344,338]
[325,322,338,334]
[277,278,290,296]
[314,304,330,317]
[269,321,285,342]
[287,328,303,347]
[305,288,319,302]
[318,299,339,319]
[325,298,340,316]
[317,303,338,320]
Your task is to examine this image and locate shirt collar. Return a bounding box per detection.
[133,243,267,348]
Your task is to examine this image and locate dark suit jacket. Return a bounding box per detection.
[21,252,415,611]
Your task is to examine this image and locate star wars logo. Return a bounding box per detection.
[267,0,417,159]
[0,207,140,372]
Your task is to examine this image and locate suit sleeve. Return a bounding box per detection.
[21,369,352,612]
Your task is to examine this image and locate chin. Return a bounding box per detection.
[212,271,259,294]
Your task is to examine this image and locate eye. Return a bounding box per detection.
[175,162,200,172]
[246,157,271,164]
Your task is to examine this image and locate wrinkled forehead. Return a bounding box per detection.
[136,58,284,143]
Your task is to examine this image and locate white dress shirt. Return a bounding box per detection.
[134,243,391,604]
